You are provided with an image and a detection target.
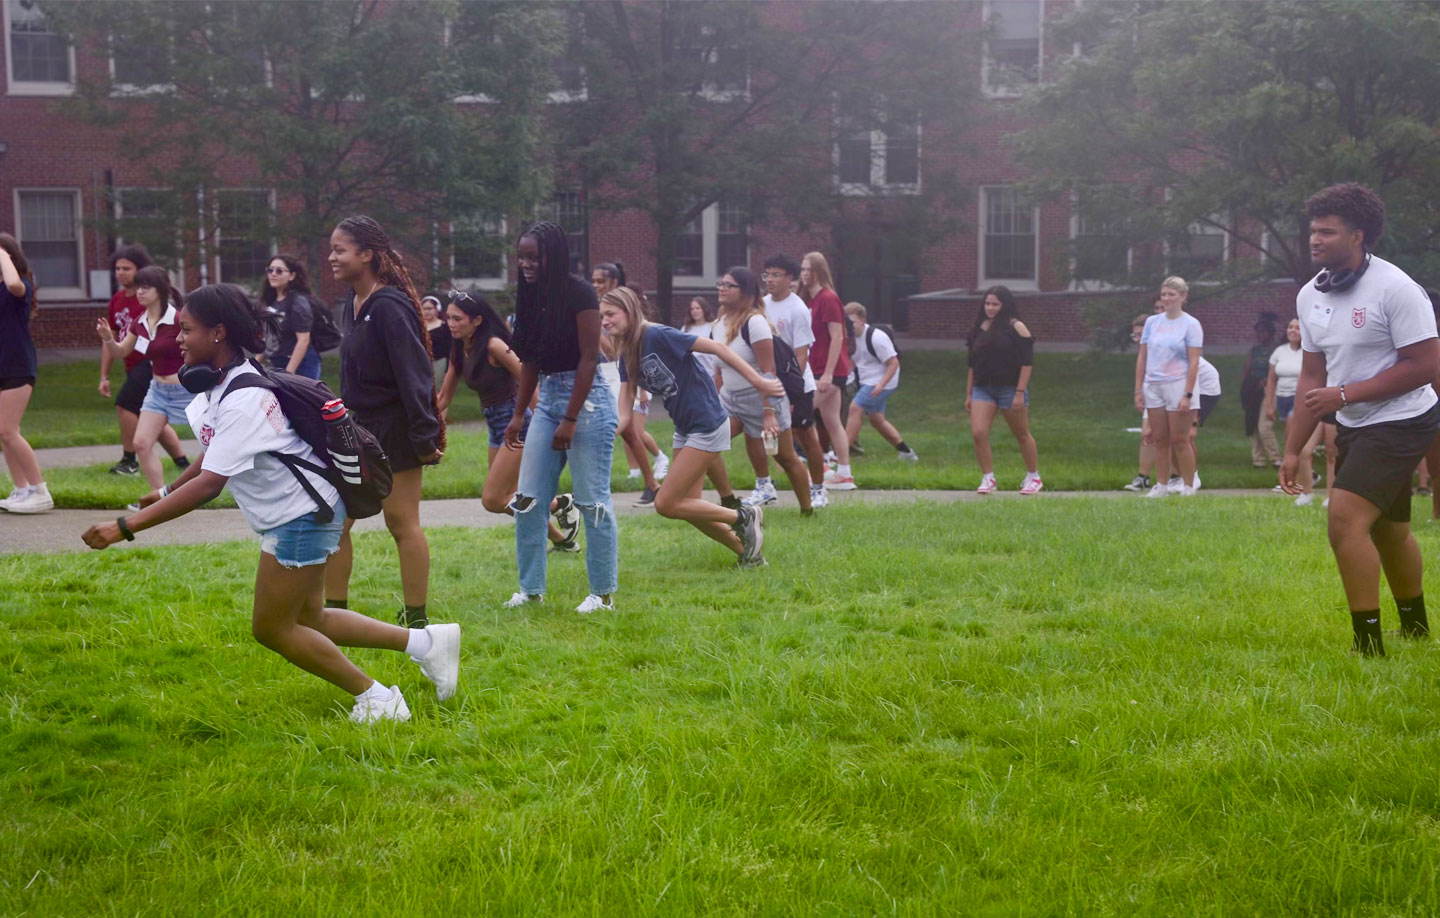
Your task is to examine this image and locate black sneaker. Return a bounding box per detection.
[396,606,428,629]
[109,457,140,476]
[1122,474,1150,492]
[551,493,580,544]
[173,455,190,470]
[637,487,656,506]
[720,494,742,512]
[850,440,865,456]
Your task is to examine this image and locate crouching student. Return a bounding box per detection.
[843,302,918,462]
[601,285,780,568]
[81,284,460,724]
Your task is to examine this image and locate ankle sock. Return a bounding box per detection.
[756,476,772,489]
[356,681,392,702]
[1398,595,1429,638]
[326,598,348,610]
[896,441,910,453]
[838,464,851,477]
[405,627,433,661]
[1351,610,1385,656]
[123,451,136,462]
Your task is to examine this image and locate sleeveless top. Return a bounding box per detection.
[454,336,518,408]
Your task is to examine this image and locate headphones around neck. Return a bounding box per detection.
[178,353,247,394]
[1314,252,1371,294]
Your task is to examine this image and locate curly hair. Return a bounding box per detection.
[1306,183,1386,248]
[259,253,313,307]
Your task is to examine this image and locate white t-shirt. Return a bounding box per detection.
[1195,357,1220,397]
[763,292,817,393]
[853,324,900,390]
[1269,344,1303,398]
[1140,312,1204,383]
[1298,255,1438,427]
[184,362,341,533]
[683,321,721,378]
[718,314,772,393]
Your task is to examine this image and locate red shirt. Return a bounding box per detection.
[134,305,184,377]
[107,289,145,371]
[808,288,852,378]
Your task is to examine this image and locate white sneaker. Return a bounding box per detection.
[349,685,410,724]
[976,474,997,494]
[810,485,828,509]
[1166,476,1184,495]
[1295,493,1314,507]
[627,469,641,480]
[414,623,461,701]
[742,481,777,507]
[575,594,613,614]
[8,485,53,514]
[0,487,27,511]
[652,452,669,481]
[898,448,919,462]
[827,475,857,491]
[503,592,543,608]
[823,450,837,466]
[1179,485,1197,497]
[1146,483,1169,499]
[1272,484,1286,493]
[1191,472,1202,492]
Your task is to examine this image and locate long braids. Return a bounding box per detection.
[512,221,576,367]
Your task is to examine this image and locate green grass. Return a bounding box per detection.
[5,500,1440,914]
[13,352,1292,509]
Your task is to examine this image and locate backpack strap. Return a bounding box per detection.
[216,359,276,403]
[865,325,879,360]
[739,318,751,347]
[268,452,336,524]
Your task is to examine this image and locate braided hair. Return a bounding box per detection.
[334,215,432,360]
[512,221,580,367]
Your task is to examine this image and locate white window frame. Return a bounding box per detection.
[1067,192,1134,291]
[114,187,185,284]
[672,203,748,286]
[210,188,277,288]
[108,35,174,96]
[979,185,1040,291]
[450,217,508,291]
[14,187,86,300]
[835,98,922,197]
[4,0,74,96]
[982,0,1044,100]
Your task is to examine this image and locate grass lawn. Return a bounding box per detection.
[4,499,1440,914]
[13,352,1294,509]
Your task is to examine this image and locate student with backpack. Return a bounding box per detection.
[262,255,334,380]
[843,302,918,462]
[80,284,459,724]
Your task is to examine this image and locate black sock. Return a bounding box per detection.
[1397,594,1429,638]
[720,494,741,511]
[896,441,910,453]
[173,455,190,469]
[326,598,348,610]
[123,451,136,462]
[400,603,428,628]
[1351,610,1385,656]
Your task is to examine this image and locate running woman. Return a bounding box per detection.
[506,223,619,614]
[761,253,828,508]
[0,234,50,514]
[435,291,581,551]
[965,286,1041,494]
[96,265,195,494]
[600,286,777,566]
[800,252,856,491]
[261,255,323,380]
[717,266,813,515]
[1134,276,1201,498]
[81,284,460,723]
[1281,183,1439,655]
[326,216,445,629]
[843,302,919,463]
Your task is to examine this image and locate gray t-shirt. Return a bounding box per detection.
[1297,255,1438,427]
[763,292,817,393]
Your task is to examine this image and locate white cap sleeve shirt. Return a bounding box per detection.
[184,363,341,532]
[1195,356,1221,397]
[762,293,817,393]
[718,314,772,393]
[1269,344,1303,398]
[1296,255,1439,427]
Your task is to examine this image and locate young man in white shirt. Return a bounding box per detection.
[1281,183,1440,655]
[843,302,917,461]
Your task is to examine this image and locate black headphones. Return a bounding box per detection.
[1314,252,1371,294]
[178,353,247,394]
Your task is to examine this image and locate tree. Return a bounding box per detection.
[1013,0,1440,341]
[562,0,978,313]
[41,0,560,292]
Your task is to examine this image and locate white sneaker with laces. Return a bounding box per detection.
[349,685,410,724]
[810,485,828,509]
[976,474,997,494]
[414,623,461,701]
[0,487,28,512]
[1166,476,1184,495]
[828,475,857,491]
[898,448,919,462]
[503,592,543,608]
[1020,474,1044,496]
[9,485,54,514]
[1191,472,1202,492]
[1179,485,1198,497]
[1146,483,1170,499]
[575,594,614,614]
[742,480,778,507]
[653,452,669,481]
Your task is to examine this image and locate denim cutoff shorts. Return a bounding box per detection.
[853,386,895,415]
[484,397,533,449]
[141,379,197,427]
[260,498,346,568]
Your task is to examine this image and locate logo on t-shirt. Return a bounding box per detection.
[641,353,679,400]
[1352,307,1367,328]
[199,423,215,447]
[262,393,286,433]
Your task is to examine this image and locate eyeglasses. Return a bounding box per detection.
[715,281,740,290]
[266,266,289,275]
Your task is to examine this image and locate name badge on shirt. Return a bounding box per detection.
[133,335,150,355]
[1307,300,1334,330]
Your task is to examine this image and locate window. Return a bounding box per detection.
[677,20,748,100]
[836,94,921,195]
[110,29,170,92]
[1168,216,1227,279]
[206,1,268,87]
[673,201,748,281]
[214,190,273,288]
[115,188,182,266]
[541,191,588,274]
[1261,217,1302,280]
[16,189,84,297]
[452,215,506,289]
[1070,189,1132,287]
[981,187,1037,285]
[985,0,1042,96]
[550,8,586,101]
[5,0,73,94]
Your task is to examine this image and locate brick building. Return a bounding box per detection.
[1,0,1297,351]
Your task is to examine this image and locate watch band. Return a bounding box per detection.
[116,516,136,541]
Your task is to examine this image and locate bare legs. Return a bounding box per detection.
[325,467,429,607]
[0,385,42,488]
[1327,490,1422,612]
[481,443,564,542]
[653,447,743,555]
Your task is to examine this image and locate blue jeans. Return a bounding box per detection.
[513,370,618,596]
[271,347,321,380]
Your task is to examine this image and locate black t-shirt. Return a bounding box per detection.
[514,275,599,373]
[0,279,35,380]
[263,292,316,367]
[427,322,452,365]
[967,321,1034,388]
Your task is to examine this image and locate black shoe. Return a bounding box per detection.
[850,441,865,456]
[173,455,190,470]
[109,457,140,476]
[637,487,656,506]
[551,493,580,544]
[720,495,741,512]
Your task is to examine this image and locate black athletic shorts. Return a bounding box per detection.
[354,409,425,473]
[1334,402,1440,523]
[1196,394,1221,427]
[115,361,153,414]
[790,390,816,428]
[0,375,35,391]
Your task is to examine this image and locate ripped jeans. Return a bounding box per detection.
[513,369,619,596]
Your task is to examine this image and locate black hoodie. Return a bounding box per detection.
[339,286,441,456]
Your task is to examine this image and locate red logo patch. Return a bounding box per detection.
[199,423,214,447]
[1352,307,1366,328]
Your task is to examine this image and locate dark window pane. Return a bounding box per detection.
[838,132,872,185]
[884,121,919,186]
[988,0,1040,86]
[453,216,503,279]
[216,190,272,287]
[11,0,70,83]
[984,188,1035,280]
[116,188,180,265]
[18,192,80,287]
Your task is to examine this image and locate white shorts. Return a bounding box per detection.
[672,420,731,453]
[1142,378,1187,412]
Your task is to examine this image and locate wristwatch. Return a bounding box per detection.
[1184,391,1193,398]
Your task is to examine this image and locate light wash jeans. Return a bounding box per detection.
[513,369,619,596]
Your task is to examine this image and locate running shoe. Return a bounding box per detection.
[0,487,26,512]
[823,450,837,467]
[737,554,769,569]
[637,487,656,506]
[720,494,742,512]
[742,480,778,507]
[828,475,857,491]
[653,452,669,481]
[503,592,543,608]
[1294,493,1315,507]
[976,474,997,495]
[552,493,580,541]
[1191,472,1202,491]
[413,623,461,701]
[1020,474,1044,496]
[1179,485,1198,497]
[575,594,614,614]
[898,448,920,462]
[549,537,580,554]
[109,457,140,476]
[1122,474,1150,492]
[734,505,764,563]
[172,455,190,470]
[349,686,410,724]
[1145,483,1169,499]
[810,485,828,509]
[1166,475,1183,493]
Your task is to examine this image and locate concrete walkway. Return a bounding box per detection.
[3,487,1295,556]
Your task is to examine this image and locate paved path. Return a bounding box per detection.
[3,487,1292,556]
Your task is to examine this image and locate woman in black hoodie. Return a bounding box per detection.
[326,215,445,628]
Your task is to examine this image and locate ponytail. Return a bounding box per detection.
[184,283,275,354]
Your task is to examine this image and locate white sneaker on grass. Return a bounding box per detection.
[1020,474,1044,496]
[1146,483,1169,499]
[503,592,543,608]
[413,623,461,701]
[1179,486,1198,497]
[1166,476,1184,494]
[8,484,54,514]
[898,448,920,462]
[0,486,28,511]
[575,594,614,614]
[350,685,410,724]
[810,485,828,509]
[652,451,669,481]
[1295,493,1315,507]
[1191,472,1202,491]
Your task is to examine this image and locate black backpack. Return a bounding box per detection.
[305,295,343,353]
[864,324,901,362]
[739,318,807,403]
[219,360,392,522]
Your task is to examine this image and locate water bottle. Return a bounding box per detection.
[322,398,363,484]
[763,429,779,456]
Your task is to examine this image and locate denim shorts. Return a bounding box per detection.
[484,398,532,449]
[972,385,1028,409]
[854,386,895,415]
[260,499,346,568]
[140,378,196,427]
[1276,395,1295,422]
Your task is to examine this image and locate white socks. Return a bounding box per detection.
[356,681,393,702]
[405,627,433,662]
[756,476,772,488]
[838,464,851,477]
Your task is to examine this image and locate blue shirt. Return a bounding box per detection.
[617,325,728,436]
[0,279,36,380]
